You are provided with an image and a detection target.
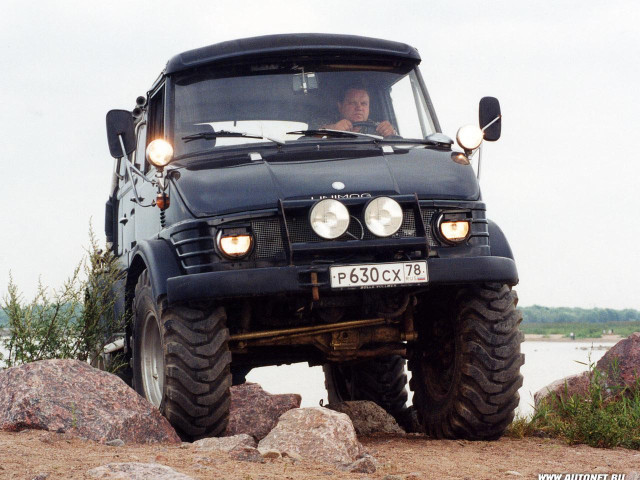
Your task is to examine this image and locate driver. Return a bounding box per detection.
[321,87,397,137]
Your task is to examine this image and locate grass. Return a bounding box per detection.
[507,362,640,449]
[520,321,640,339]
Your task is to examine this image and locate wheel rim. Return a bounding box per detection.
[140,311,164,407]
[419,322,458,403]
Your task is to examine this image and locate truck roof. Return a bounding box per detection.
[164,33,421,75]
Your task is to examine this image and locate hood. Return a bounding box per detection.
[172,147,479,217]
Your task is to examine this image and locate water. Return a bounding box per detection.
[0,337,613,417]
[247,340,615,417]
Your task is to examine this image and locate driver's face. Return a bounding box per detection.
[338,89,370,123]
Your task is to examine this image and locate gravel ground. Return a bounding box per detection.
[1,430,639,480]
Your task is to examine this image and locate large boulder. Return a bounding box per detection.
[257,407,365,466]
[326,401,405,435]
[534,333,640,406]
[596,332,640,389]
[0,359,180,444]
[534,371,591,406]
[225,382,301,440]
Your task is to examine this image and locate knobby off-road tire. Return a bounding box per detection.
[132,270,232,440]
[324,356,409,424]
[408,283,524,440]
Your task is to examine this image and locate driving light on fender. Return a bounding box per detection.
[456,125,483,151]
[440,220,470,242]
[218,234,253,258]
[364,197,403,237]
[309,199,350,239]
[146,139,174,168]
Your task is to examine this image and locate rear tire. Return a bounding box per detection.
[132,270,232,440]
[408,283,524,440]
[324,355,409,425]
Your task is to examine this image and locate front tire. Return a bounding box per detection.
[324,356,409,425]
[408,283,524,440]
[132,270,232,440]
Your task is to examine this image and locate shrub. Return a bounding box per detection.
[513,361,640,449]
[0,226,126,370]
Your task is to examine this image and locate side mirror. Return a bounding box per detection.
[106,110,136,158]
[479,97,501,142]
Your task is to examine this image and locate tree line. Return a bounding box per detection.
[521,305,640,324]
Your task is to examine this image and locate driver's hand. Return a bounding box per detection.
[323,119,353,132]
[376,121,396,137]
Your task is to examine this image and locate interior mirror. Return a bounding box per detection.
[106,110,136,158]
[292,72,318,93]
[479,97,501,142]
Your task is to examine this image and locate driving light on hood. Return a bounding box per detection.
[309,199,350,239]
[456,125,483,151]
[146,139,174,168]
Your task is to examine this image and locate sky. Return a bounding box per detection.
[0,0,639,309]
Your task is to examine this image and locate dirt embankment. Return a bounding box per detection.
[1,430,638,480]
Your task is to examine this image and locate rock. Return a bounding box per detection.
[326,401,405,435]
[192,433,256,452]
[228,446,265,463]
[506,471,523,476]
[596,332,640,389]
[535,333,640,406]
[87,463,194,479]
[0,359,180,444]
[258,407,364,466]
[225,382,300,440]
[345,454,377,473]
[533,371,591,406]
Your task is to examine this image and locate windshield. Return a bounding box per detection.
[169,62,437,158]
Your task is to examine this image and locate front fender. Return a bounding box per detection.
[129,238,182,302]
[488,219,514,261]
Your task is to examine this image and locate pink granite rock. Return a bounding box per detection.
[257,407,364,466]
[326,401,405,436]
[225,382,301,440]
[88,463,193,479]
[534,371,591,406]
[596,332,640,389]
[0,359,180,444]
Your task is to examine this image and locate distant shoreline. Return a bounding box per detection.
[524,333,622,343]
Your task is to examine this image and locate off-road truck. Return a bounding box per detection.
[103,33,523,441]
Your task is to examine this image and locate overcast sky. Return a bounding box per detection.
[0,0,639,309]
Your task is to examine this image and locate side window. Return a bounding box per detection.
[146,85,165,172]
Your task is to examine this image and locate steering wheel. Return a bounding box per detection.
[351,120,380,135]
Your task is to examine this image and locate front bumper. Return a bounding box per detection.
[166,256,518,305]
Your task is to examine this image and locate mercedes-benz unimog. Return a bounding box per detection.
[103,33,523,441]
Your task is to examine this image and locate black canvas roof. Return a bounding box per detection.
[165,33,421,75]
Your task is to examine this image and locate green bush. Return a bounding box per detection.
[0,227,126,370]
[509,361,640,449]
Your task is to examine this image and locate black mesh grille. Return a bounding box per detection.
[251,218,285,259]
[421,209,438,247]
[248,207,437,260]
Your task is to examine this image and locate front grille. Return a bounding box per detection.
[251,218,285,259]
[251,207,437,259]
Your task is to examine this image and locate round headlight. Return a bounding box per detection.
[217,233,253,258]
[146,139,174,168]
[439,220,470,243]
[309,199,350,240]
[456,125,484,151]
[364,197,403,237]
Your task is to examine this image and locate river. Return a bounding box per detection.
[0,337,613,417]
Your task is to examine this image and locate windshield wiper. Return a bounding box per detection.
[287,129,382,140]
[182,130,284,146]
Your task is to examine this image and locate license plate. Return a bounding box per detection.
[330,261,428,288]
